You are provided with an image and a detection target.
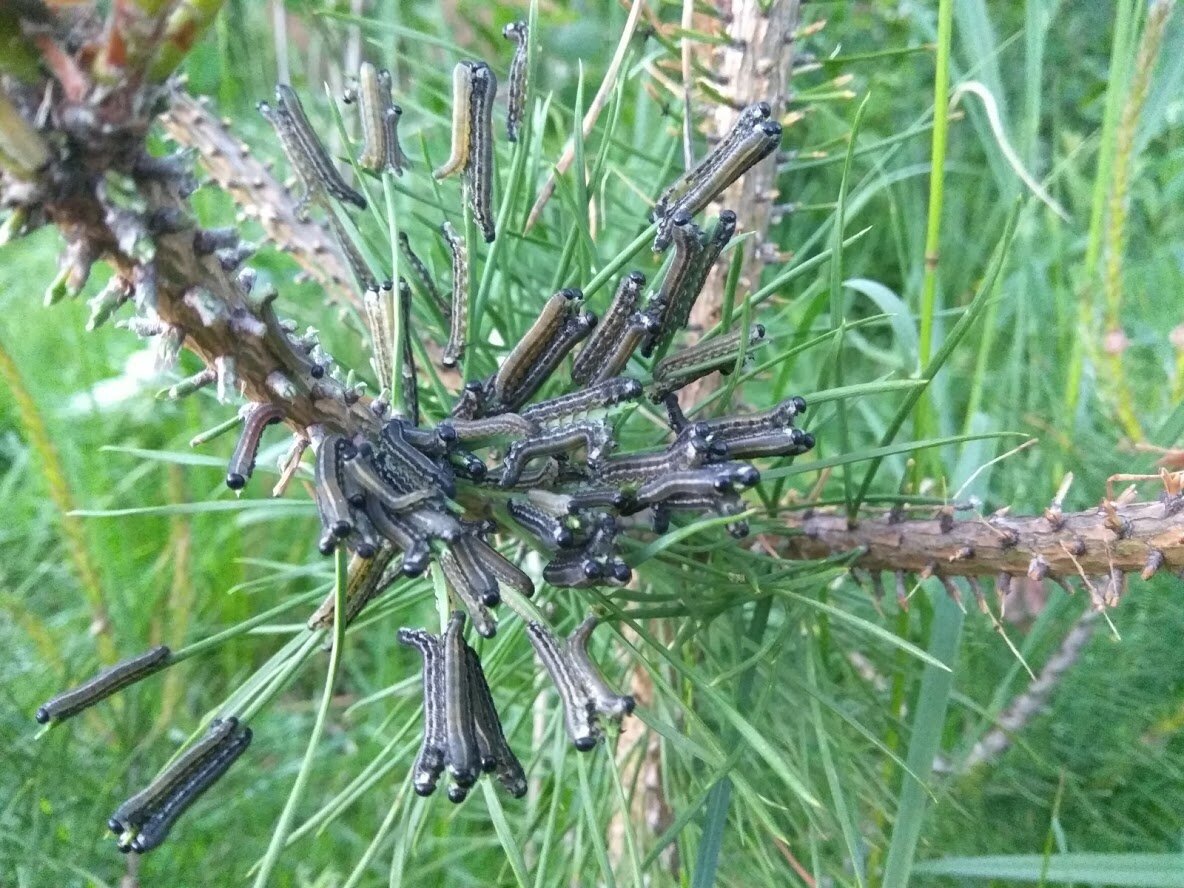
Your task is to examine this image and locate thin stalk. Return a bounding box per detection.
[833,95,869,520]
[691,596,773,887]
[915,0,955,450]
[1100,0,1174,442]
[252,548,349,887]
[170,586,328,663]
[879,594,965,887]
[384,173,404,408]
[0,334,114,663]
[1063,0,1138,420]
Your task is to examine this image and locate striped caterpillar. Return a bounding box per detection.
[37,646,172,725]
[399,613,525,802]
[525,617,634,750]
[258,85,366,216]
[346,63,408,175]
[109,717,251,853]
[502,21,529,142]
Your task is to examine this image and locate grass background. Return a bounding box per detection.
[2,0,1184,885]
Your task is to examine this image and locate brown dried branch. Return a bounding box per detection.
[1,65,374,445]
[125,173,374,436]
[159,91,356,308]
[683,0,802,404]
[780,496,1184,601]
[936,607,1101,775]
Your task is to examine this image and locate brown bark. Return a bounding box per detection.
[780,496,1184,601]
[137,179,377,436]
[4,88,377,443]
[685,0,802,365]
[160,92,357,309]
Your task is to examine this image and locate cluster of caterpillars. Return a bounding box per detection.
[187,60,806,816]
[209,77,813,630]
[22,13,820,853]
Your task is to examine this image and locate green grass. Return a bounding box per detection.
[3,1,1184,886]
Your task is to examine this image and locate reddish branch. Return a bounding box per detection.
[781,495,1184,607]
[159,92,356,309]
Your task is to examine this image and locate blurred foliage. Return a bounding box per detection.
[2,1,1184,886]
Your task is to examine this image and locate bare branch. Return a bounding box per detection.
[780,497,1184,593]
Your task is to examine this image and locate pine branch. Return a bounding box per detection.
[780,492,1183,608]
[159,92,357,309]
[0,26,376,444]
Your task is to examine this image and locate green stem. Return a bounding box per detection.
[879,594,964,888]
[833,96,869,520]
[384,173,404,408]
[915,0,955,449]
[252,549,348,886]
[582,224,658,299]
[170,586,328,663]
[1063,0,1138,421]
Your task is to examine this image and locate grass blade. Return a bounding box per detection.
[880,592,965,887]
[252,548,349,886]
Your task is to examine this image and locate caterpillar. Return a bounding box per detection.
[464,62,498,243]
[398,628,447,796]
[36,645,172,725]
[441,412,537,443]
[326,211,378,291]
[520,376,642,426]
[567,617,635,720]
[494,288,581,404]
[525,621,599,750]
[383,101,410,175]
[506,498,575,549]
[397,232,447,317]
[503,21,529,142]
[711,427,815,460]
[442,611,481,797]
[447,535,502,607]
[464,645,527,797]
[397,279,419,425]
[594,311,659,384]
[570,271,645,385]
[661,210,737,347]
[439,550,498,638]
[633,463,761,507]
[595,424,715,487]
[463,536,534,598]
[497,308,597,411]
[378,419,459,500]
[657,490,750,538]
[259,85,367,215]
[651,102,771,222]
[440,221,468,368]
[225,402,284,490]
[653,119,781,251]
[108,718,240,836]
[365,499,432,576]
[649,323,767,400]
[126,724,252,854]
[312,434,358,550]
[348,63,409,175]
[434,62,476,180]
[500,421,614,487]
[643,210,703,356]
[663,392,806,435]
